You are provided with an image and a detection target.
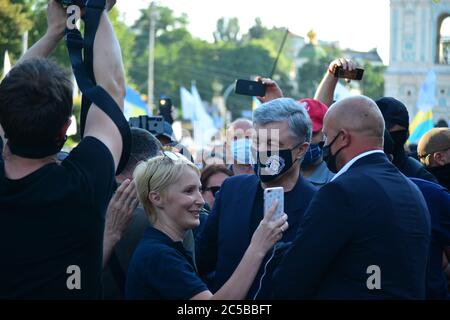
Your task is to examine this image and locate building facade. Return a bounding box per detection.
[385,0,450,125]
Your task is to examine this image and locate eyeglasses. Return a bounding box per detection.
[147,151,183,192]
[202,186,221,198]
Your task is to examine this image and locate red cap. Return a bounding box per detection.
[298,98,328,133]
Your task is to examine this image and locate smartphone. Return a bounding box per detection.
[235,79,266,97]
[334,67,364,80]
[264,187,284,221]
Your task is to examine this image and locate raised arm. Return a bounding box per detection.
[17,1,66,64]
[83,7,126,171]
[314,58,356,106]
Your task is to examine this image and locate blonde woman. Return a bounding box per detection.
[125,151,288,300]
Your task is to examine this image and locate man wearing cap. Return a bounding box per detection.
[417,128,450,190]
[300,98,335,187]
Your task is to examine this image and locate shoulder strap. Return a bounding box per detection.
[64,0,131,174]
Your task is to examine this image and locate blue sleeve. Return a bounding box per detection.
[437,189,450,246]
[273,182,356,299]
[62,137,115,217]
[140,247,208,300]
[196,188,222,276]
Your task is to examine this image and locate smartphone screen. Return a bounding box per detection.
[235,79,266,97]
[264,187,284,221]
[334,67,364,80]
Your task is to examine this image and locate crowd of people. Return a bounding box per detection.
[0,1,450,300]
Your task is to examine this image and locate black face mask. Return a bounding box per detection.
[322,132,345,174]
[428,163,450,190]
[255,143,301,183]
[389,130,409,166]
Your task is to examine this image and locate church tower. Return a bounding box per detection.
[385,0,450,125]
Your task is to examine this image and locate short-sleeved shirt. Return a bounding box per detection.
[0,137,115,299]
[125,227,208,300]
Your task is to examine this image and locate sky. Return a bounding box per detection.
[116,0,391,64]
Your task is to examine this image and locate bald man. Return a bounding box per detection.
[225,118,255,175]
[273,96,431,299]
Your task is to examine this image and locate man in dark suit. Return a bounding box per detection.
[197,97,317,299]
[273,95,431,299]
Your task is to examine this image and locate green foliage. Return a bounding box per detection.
[0,0,32,63]
[127,8,295,119]
[360,62,386,99]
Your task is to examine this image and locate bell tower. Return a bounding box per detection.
[385,0,450,125]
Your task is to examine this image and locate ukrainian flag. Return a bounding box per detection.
[124,86,149,120]
[408,71,436,144]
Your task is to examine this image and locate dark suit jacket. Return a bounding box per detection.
[273,152,431,299]
[196,173,317,298]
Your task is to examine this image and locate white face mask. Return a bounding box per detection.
[231,138,254,165]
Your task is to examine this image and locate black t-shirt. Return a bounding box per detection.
[125,227,208,300]
[0,137,115,299]
[249,185,264,239]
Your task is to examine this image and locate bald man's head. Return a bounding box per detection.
[227,118,254,142]
[324,95,385,145]
[229,118,253,132]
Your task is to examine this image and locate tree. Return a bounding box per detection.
[248,18,265,40]
[213,17,240,43]
[297,46,342,99]
[360,62,386,99]
[0,0,32,63]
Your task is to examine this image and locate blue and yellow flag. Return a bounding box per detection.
[408,71,436,144]
[124,86,149,119]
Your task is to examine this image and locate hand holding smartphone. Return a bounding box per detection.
[264,187,284,221]
[235,79,266,97]
[334,66,364,80]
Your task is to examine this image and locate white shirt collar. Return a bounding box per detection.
[331,150,385,182]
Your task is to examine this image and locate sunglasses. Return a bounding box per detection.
[202,186,221,197]
[147,151,183,191]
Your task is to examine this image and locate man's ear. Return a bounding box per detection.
[341,129,351,147]
[433,151,447,166]
[58,118,72,141]
[148,191,163,209]
[295,142,310,160]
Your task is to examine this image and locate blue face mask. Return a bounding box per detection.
[231,138,254,164]
[301,143,323,169]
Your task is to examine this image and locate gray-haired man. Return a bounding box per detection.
[196,98,317,299]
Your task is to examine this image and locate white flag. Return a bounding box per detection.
[3,50,11,79]
[191,85,218,148]
[180,87,195,120]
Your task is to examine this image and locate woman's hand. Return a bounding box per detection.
[249,200,289,257]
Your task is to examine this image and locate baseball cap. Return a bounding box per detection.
[417,128,450,161]
[157,121,176,143]
[298,98,328,133]
[375,97,410,130]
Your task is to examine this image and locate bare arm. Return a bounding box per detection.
[83,8,126,171]
[192,203,288,300]
[314,58,356,107]
[17,1,66,64]
[102,179,138,269]
[256,77,283,103]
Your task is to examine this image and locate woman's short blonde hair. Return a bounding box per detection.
[133,152,200,224]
